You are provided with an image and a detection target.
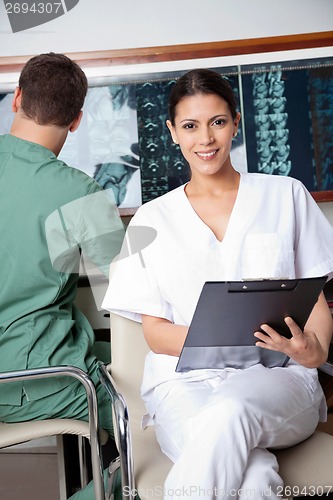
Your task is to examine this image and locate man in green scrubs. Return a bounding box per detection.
[0,53,124,498]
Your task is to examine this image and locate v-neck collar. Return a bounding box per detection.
[179,173,244,245]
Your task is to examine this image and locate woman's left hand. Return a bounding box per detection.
[254,317,325,368]
[254,291,332,368]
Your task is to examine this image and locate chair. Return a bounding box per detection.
[0,365,109,500]
[99,313,333,500]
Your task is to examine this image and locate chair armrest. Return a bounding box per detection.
[98,364,136,500]
[0,365,104,500]
[319,360,333,377]
[319,360,333,410]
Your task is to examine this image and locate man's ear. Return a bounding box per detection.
[69,110,83,133]
[12,87,22,113]
[166,119,178,145]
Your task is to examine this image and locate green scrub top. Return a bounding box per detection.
[0,134,124,405]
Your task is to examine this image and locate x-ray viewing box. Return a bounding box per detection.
[176,276,327,372]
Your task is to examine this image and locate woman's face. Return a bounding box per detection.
[167,93,240,178]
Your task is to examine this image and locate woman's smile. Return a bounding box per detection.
[195,148,219,160]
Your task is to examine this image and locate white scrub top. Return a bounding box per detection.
[102,172,333,416]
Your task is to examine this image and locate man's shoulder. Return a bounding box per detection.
[44,156,103,200]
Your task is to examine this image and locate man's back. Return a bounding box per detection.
[0,133,122,405]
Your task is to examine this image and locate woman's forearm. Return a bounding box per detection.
[301,291,333,367]
[142,315,188,356]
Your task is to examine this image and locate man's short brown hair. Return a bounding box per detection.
[18,52,88,127]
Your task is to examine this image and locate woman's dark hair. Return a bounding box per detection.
[18,52,88,127]
[168,68,238,125]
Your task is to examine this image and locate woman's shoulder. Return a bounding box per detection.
[132,184,186,221]
[242,172,306,193]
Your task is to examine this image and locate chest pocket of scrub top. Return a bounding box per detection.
[241,233,294,280]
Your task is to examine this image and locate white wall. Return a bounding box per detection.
[319,203,333,227]
[0,0,333,57]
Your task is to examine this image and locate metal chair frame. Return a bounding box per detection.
[0,365,106,500]
[99,364,134,499]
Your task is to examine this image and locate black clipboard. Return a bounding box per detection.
[176,276,327,373]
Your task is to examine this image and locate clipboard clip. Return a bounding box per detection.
[228,279,298,292]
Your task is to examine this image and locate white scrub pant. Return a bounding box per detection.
[152,363,325,500]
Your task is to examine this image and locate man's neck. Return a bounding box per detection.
[10,114,68,157]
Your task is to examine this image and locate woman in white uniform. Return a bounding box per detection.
[103,69,333,499]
